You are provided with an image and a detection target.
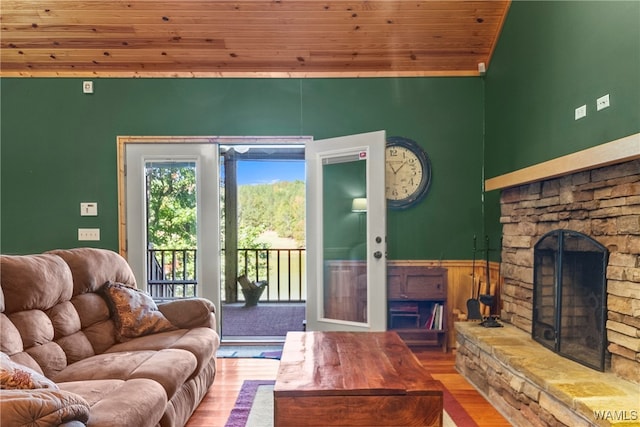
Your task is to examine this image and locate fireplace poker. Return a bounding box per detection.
[466,235,482,320]
[480,235,502,328]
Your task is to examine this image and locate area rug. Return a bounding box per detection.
[225,380,479,427]
[216,345,283,359]
[221,303,305,337]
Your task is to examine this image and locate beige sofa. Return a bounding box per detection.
[0,248,220,427]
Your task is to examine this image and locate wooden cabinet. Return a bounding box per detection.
[388,266,448,351]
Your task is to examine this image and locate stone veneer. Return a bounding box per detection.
[498,158,640,383]
[455,323,640,427]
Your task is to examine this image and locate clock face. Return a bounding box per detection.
[385,137,431,209]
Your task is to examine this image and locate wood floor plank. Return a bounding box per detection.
[185,349,511,427]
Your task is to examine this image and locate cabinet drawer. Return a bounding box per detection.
[388,266,446,299]
[405,273,445,299]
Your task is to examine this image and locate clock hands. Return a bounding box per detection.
[388,160,406,175]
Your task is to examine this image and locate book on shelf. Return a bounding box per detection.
[424,303,443,330]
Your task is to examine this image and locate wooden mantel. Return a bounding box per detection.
[485,132,640,191]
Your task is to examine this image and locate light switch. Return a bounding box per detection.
[80,202,98,216]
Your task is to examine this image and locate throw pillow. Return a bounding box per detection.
[101,281,176,341]
[0,352,59,390]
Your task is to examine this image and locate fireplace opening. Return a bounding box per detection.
[533,230,609,371]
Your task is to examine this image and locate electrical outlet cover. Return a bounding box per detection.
[596,94,610,111]
[83,81,94,94]
[78,228,100,241]
[575,105,587,120]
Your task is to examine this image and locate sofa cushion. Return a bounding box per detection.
[0,313,23,355]
[1,254,73,314]
[49,301,82,338]
[52,349,197,401]
[101,281,177,340]
[0,352,58,390]
[58,378,166,427]
[69,292,117,354]
[166,328,219,376]
[26,341,69,378]
[9,309,54,348]
[48,248,137,296]
[106,327,219,378]
[158,298,216,329]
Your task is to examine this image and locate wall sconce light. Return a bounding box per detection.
[352,198,367,213]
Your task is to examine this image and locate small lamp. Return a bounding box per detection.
[351,198,367,213]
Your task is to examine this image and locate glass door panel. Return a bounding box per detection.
[322,155,367,323]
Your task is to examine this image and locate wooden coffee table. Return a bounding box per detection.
[274,331,444,426]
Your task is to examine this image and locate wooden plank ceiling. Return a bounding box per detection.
[1,0,510,77]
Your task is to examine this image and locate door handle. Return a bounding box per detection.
[373,251,383,259]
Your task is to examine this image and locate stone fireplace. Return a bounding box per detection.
[500,158,640,383]
[455,156,639,426]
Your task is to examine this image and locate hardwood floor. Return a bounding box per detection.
[412,349,512,427]
[186,349,512,427]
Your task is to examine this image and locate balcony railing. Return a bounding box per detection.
[236,248,306,302]
[148,249,197,300]
[147,248,306,303]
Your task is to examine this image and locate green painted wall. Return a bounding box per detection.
[0,77,484,259]
[486,1,639,177]
[483,0,640,253]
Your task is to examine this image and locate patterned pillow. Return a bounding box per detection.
[0,353,59,390]
[101,281,177,341]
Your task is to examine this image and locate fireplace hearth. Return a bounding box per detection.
[533,229,608,371]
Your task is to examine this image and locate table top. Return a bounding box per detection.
[274,331,442,397]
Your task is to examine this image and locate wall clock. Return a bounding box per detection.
[385,136,432,209]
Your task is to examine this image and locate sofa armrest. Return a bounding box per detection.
[158,298,216,329]
[0,389,90,427]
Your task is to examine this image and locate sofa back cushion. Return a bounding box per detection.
[1,254,73,314]
[1,254,74,377]
[47,248,137,296]
[0,248,138,378]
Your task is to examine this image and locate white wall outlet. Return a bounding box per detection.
[596,94,610,111]
[575,104,587,120]
[78,228,100,241]
[80,202,98,216]
[82,81,94,94]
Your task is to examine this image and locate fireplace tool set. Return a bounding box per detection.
[466,235,502,328]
